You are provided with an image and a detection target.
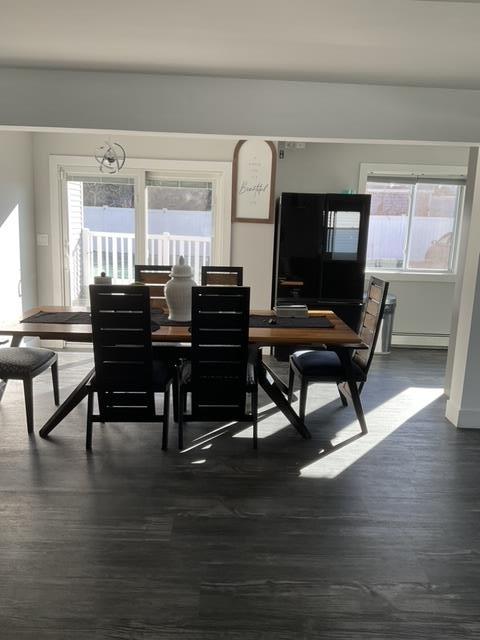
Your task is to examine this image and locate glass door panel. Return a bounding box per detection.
[66,177,135,306]
[146,179,213,283]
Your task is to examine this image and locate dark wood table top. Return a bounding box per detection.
[0,306,365,348]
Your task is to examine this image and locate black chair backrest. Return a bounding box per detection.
[353,277,389,374]
[190,286,250,420]
[201,266,243,286]
[134,264,172,311]
[89,284,155,419]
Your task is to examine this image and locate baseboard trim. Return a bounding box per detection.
[446,399,480,429]
[391,333,449,348]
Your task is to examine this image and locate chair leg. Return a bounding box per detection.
[162,383,170,451]
[337,382,348,407]
[178,388,185,450]
[288,364,295,403]
[86,389,94,450]
[98,391,107,424]
[252,387,258,449]
[23,377,34,434]
[172,376,178,422]
[347,379,367,435]
[51,359,60,406]
[299,378,309,422]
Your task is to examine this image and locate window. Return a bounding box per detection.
[366,176,464,273]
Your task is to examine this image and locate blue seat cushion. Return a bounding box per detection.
[291,350,366,381]
[0,347,56,379]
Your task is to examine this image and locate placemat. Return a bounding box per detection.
[22,310,333,329]
[249,315,333,329]
[22,310,186,328]
[22,311,165,332]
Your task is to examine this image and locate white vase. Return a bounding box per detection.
[164,256,197,321]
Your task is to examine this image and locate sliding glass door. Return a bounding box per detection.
[59,160,230,307]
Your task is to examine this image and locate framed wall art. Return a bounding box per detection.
[231,139,276,223]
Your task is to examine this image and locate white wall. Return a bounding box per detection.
[276,142,470,344]
[32,131,273,309]
[0,131,36,317]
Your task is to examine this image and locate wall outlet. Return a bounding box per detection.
[36,234,49,246]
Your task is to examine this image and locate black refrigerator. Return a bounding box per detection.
[271,192,371,331]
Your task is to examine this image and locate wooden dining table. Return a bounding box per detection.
[0,306,365,440]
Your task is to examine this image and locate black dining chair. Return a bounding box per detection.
[134,264,172,311]
[0,347,59,433]
[135,262,191,366]
[86,284,173,450]
[287,277,389,434]
[201,266,243,286]
[175,286,258,449]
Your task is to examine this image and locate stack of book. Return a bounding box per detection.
[273,304,309,318]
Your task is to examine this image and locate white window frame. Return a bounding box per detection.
[358,163,467,282]
[49,155,232,305]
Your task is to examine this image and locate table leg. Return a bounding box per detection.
[39,367,95,438]
[256,357,311,440]
[261,361,289,395]
[0,335,22,402]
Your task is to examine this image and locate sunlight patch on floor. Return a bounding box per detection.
[233,401,291,439]
[300,386,444,479]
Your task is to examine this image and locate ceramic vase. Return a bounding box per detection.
[164,256,197,321]
[94,272,112,285]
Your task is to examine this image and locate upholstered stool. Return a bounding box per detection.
[0,348,59,433]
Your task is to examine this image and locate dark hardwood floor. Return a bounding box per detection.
[1,348,480,639]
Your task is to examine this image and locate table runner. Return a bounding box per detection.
[22,310,333,329]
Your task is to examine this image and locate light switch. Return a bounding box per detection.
[36,234,49,247]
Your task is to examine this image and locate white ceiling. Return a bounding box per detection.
[2,0,480,89]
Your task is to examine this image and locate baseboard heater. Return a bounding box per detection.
[391,332,449,349]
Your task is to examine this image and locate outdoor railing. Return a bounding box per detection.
[77,229,211,301]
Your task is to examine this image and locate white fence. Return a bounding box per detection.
[72,229,211,304]
[367,215,454,268]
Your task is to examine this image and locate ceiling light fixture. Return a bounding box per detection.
[94,141,126,174]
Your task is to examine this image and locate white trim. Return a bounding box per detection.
[446,399,480,429]
[392,334,449,348]
[49,155,232,305]
[49,157,66,305]
[366,269,457,283]
[358,163,468,192]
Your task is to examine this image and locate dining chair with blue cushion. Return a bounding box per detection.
[287,277,389,434]
[0,347,59,433]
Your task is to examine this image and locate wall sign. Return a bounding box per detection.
[232,139,276,223]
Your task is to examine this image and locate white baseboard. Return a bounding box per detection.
[446,398,480,429]
[391,333,449,349]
